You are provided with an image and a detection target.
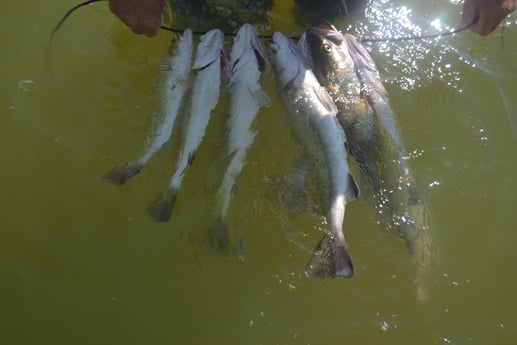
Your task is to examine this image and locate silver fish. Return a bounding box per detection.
[149,29,226,222]
[303,24,433,300]
[302,24,410,191]
[103,29,194,185]
[268,32,359,278]
[215,24,270,248]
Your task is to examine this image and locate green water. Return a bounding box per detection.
[1,0,516,344]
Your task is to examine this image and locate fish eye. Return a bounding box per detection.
[322,43,332,53]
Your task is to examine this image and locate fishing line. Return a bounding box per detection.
[361,18,478,43]
[47,0,477,58]
[46,0,102,64]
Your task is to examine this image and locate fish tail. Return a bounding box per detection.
[209,221,233,254]
[205,220,246,261]
[304,233,354,278]
[404,201,434,302]
[102,163,142,185]
[147,188,178,222]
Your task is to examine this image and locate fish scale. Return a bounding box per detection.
[301,24,433,300]
[268,31,359,278]
[103,29,194,186]
[214,23,271,252]
[148,29,226,222]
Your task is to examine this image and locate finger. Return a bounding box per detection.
[474,13,498,36]
[459,15,479,30]
[144,25,160,37]
[128,17,161,37]
[458,0,478,30]
[502,0,517,11]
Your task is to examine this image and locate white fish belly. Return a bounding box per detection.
[138,29,194,165]
[218,71,262,217]
[169,38,222,191]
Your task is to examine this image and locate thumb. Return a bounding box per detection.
[458,0,480,30]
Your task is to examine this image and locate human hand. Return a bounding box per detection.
[109,0,166,37]
[459,0,516,36]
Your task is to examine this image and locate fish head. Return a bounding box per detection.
[231,23,267,73]
[267,32,303,87]
[304,26,355,90]
[193,29,226,71]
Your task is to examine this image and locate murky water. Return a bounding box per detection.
[2,0,516,344]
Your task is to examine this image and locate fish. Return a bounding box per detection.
[302,24,433,300]
[103,29,194,185]
[215,23,270,249]
[268,31,359,278]
[148,29,226,222]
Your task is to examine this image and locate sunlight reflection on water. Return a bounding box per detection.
[340,0,472,91]
[2,1,517,344]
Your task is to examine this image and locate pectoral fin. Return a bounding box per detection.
[313,84,338,114]
[346,172,360,202]
[188,151,196,167]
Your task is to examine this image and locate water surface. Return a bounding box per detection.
[1,0,516,344]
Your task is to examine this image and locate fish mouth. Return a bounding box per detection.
[266,41,279,54]
[316,19,340,32]
[253,48,267,72]
[306,27,345,46]
[195,51,222,71]
[231,24,267,73]
[268,32,298,55]
[267,31,282,53]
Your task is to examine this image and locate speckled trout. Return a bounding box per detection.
[103,29,194,185]
[149,29,226,222]
[215,24,270,249]
[302,24,433,300]
[268,32,359,278]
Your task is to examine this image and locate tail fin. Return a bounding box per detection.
[208,221,246,261]
[102,163,142,185]
[304,234,354,278]
[147,189,178,222]
[210,221,232,254]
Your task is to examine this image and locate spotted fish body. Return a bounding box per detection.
[149,29,226,222]
[218,24,270,225]
[268,31,359,278]
[103,29,194,185]
[302,25,433,300]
